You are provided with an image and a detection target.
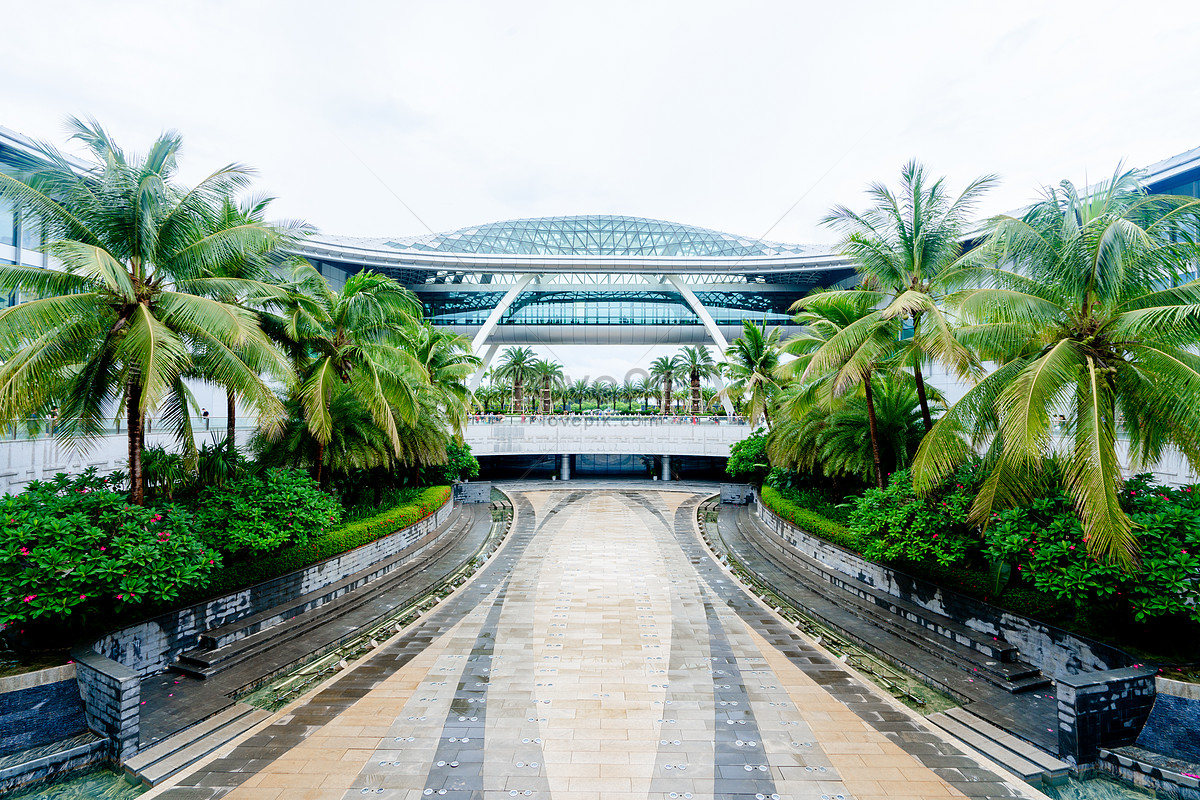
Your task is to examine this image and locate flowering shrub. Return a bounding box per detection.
[195,468,342,556]
[0,471,218,631]
[848,465,981,566]
[983,476,1200,622]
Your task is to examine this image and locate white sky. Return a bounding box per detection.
[4,0,1199,383]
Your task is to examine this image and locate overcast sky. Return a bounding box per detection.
[5,0,1199,383]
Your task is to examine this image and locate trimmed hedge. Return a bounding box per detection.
[760,486,858,550]
[188,485,452,599]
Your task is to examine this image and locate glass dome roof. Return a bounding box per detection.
[385,215,810,258]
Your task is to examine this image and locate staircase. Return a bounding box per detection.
[124,704,270,787]
[928,707,1070,787]
[733,514,1051,695]
[172,508,475,686]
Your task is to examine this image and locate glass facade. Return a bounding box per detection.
[0,195,14,247]
[385,215,814,258]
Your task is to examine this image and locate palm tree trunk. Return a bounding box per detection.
[513,379,523,414]
[226,388,237,446]
[663,377,672,415]
[543,381,551,414]
[127,378,145,505]
[913,361,933,433]
[863,372,886,489]
[315,441,324,486]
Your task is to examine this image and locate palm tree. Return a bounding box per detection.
[531,359,565,413]
[592,379,614,411]
[634,377,653,412]
[822,161,993,431]
[720,321,783,427]
[267,263,424,485]
[913,169,1200,566]
[0,119,288,504]
[568,378,590,412]
[495,346,537,414]
[650,356,681,415]
[677,345,719,415]
[771,373,937,486]
[198,194,308,448]
[700,386,717,413]
[781,291,901,488]
[401,324,480,435]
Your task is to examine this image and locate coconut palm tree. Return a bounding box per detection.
[495,346,537,414]
[266,263,424,485]
[822,161,993,431]
[780,290,901,488]
[913,169,1200,566]
[650,356,681,415]
[0,119,289,503]
[677,345,719,415]
[633,376,653,412]
[531,359,565,413]
[720,322,783,427]
[401,324,480,435]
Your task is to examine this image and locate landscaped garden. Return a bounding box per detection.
[725,163,1200,664]
[0,121,480,669]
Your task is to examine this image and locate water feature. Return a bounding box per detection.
[1044,774,1156,800]
[7,769,143,800]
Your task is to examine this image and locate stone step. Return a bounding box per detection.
[124,703,270,787]
[738,518,1018,662]
[197,510,468,650]
[174,514,472,680]
[735,517,1048,693]
[945,706,1069,778]
[927,712,1049,784]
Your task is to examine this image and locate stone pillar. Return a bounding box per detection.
[71,647,140,762]
[661,455,671,481]
[560,454,571,481]
[1057,666,1157,766]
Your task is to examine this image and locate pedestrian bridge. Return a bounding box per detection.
[462,415,753,478]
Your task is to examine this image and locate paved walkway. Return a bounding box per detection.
[150,484,1041,800]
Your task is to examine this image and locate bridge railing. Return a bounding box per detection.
[466,413,753,427]
[0,416,257,442]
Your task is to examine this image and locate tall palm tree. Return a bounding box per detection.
[592,379,614,411]
[677,345,719,415]
[822,161,993,431]
[0,119,288,503]
[649,355,681,415]
[199,194,308,447]
[495,346,537,414]
[634,376,653,412]
[401,324,480,435]
[267,263,424,485]
[781,291,901,488]
[531,359,565,413]
[720,321,783,427]
[913,169,1200,566]
[568,378,590,411]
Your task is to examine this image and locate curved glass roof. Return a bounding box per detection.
[384,215,811,258]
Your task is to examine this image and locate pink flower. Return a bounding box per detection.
[19,547,29,555]
[100,546,106,551]
[22,595,36,603]
[79,594,87,600]
[1069,545,1075,550]
[116,594,124,600]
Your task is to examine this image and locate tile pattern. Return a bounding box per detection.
[153,487,1040,800]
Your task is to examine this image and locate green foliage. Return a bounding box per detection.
[726,431,769,483]
[848,466,981,566]
[196,485,450,595]
[759,485,858,550]
[983,476,1200,623]
[420,440,480,485]
[0,471,219,630]
[195,468,342,556]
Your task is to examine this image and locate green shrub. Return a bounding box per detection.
[760,486,858,550]
[419,440,480,485]
[195,468,342,556]
[194,485,451,596]
[984,478,1200,623]
[848,467,979,567]
[0,471,219,635]
[726,432,769,484]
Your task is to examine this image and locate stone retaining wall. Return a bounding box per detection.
[1057,667,1157,765]
[91,495,454,678]
[71,649,140,762]
[755,496,1132,677]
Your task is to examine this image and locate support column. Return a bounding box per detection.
[663,275,737,419]
[661,454,671,481]
[560,454,571,481]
